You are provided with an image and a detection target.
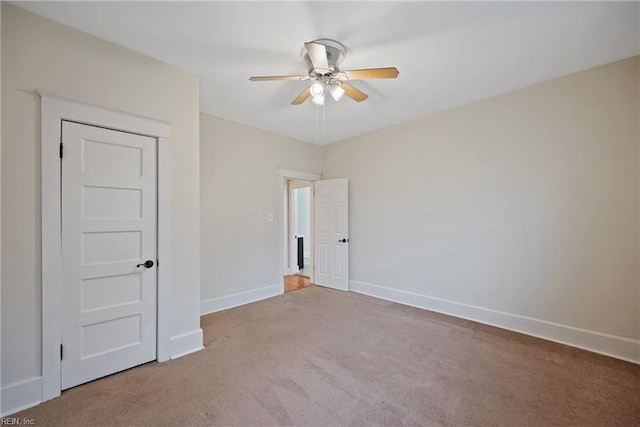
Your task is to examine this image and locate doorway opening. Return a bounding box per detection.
[284,179,313,293]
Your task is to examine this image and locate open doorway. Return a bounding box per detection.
[278,169,349,293]
[284,179,313,293]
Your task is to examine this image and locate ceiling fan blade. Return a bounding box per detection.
[342,67,399,80]
[249,75,307,81]
[304,42,329,72]
[291,87,311,105]
[342,83,368,102]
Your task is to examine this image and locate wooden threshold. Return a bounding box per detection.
[284,274,312,293]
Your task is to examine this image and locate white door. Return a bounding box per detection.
[61,121,157,389]
[314,178,349,291]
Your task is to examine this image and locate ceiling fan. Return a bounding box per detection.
[249,39,399,106]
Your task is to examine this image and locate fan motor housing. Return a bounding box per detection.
[301,38,347,75]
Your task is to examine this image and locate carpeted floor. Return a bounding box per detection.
[14,286,640,426]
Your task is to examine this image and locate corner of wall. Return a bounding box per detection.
[169,329,204,360]
[201,283,281,316]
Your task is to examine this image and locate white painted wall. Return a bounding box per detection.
[323,57,640,348]
[1,3,201,391]
[200,113,321,313]
[294,187,311,256]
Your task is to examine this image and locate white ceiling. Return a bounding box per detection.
[13,1,640,144]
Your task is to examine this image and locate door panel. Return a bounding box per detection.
[82,187,142,219]
[81,274,142,311]
[61,121,157,390]
[313,178,349,291]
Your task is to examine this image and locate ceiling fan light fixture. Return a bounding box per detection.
[310,82,324,98]
[329,84,345,101]
[249,40,398,106]
[311,93,325,106]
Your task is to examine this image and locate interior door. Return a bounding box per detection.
[61,121,157,389]
[313,178,349,291]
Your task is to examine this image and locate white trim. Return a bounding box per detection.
[36,90,171,137]
[350,280,640,364]
[277,168,320,181]
[1,377,42,417]
[40,96,62,402]
[156,137,172,362]
[40,92,173,402]
[201,284,281,315]
[288,180,312,189]
[170,330,204,359]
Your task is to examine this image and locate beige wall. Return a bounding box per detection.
[0,2,3,413]
[323,56,640,341]
[2,4,637,396]
[1,4,201,386]
[200,113,321,303]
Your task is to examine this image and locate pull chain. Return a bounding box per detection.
[314,100,326,147]
[322,103,326,142]
[315,103,319,146]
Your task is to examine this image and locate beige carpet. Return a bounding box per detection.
[15,286,640,426]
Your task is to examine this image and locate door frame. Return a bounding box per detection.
[277,168,320,292]
[39,91,172,402]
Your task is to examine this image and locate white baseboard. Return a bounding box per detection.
[200,284,281,316]
[1,331,204,416]
[1,377,42,417]
[349,280,639,364]
[170,329,204,359]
